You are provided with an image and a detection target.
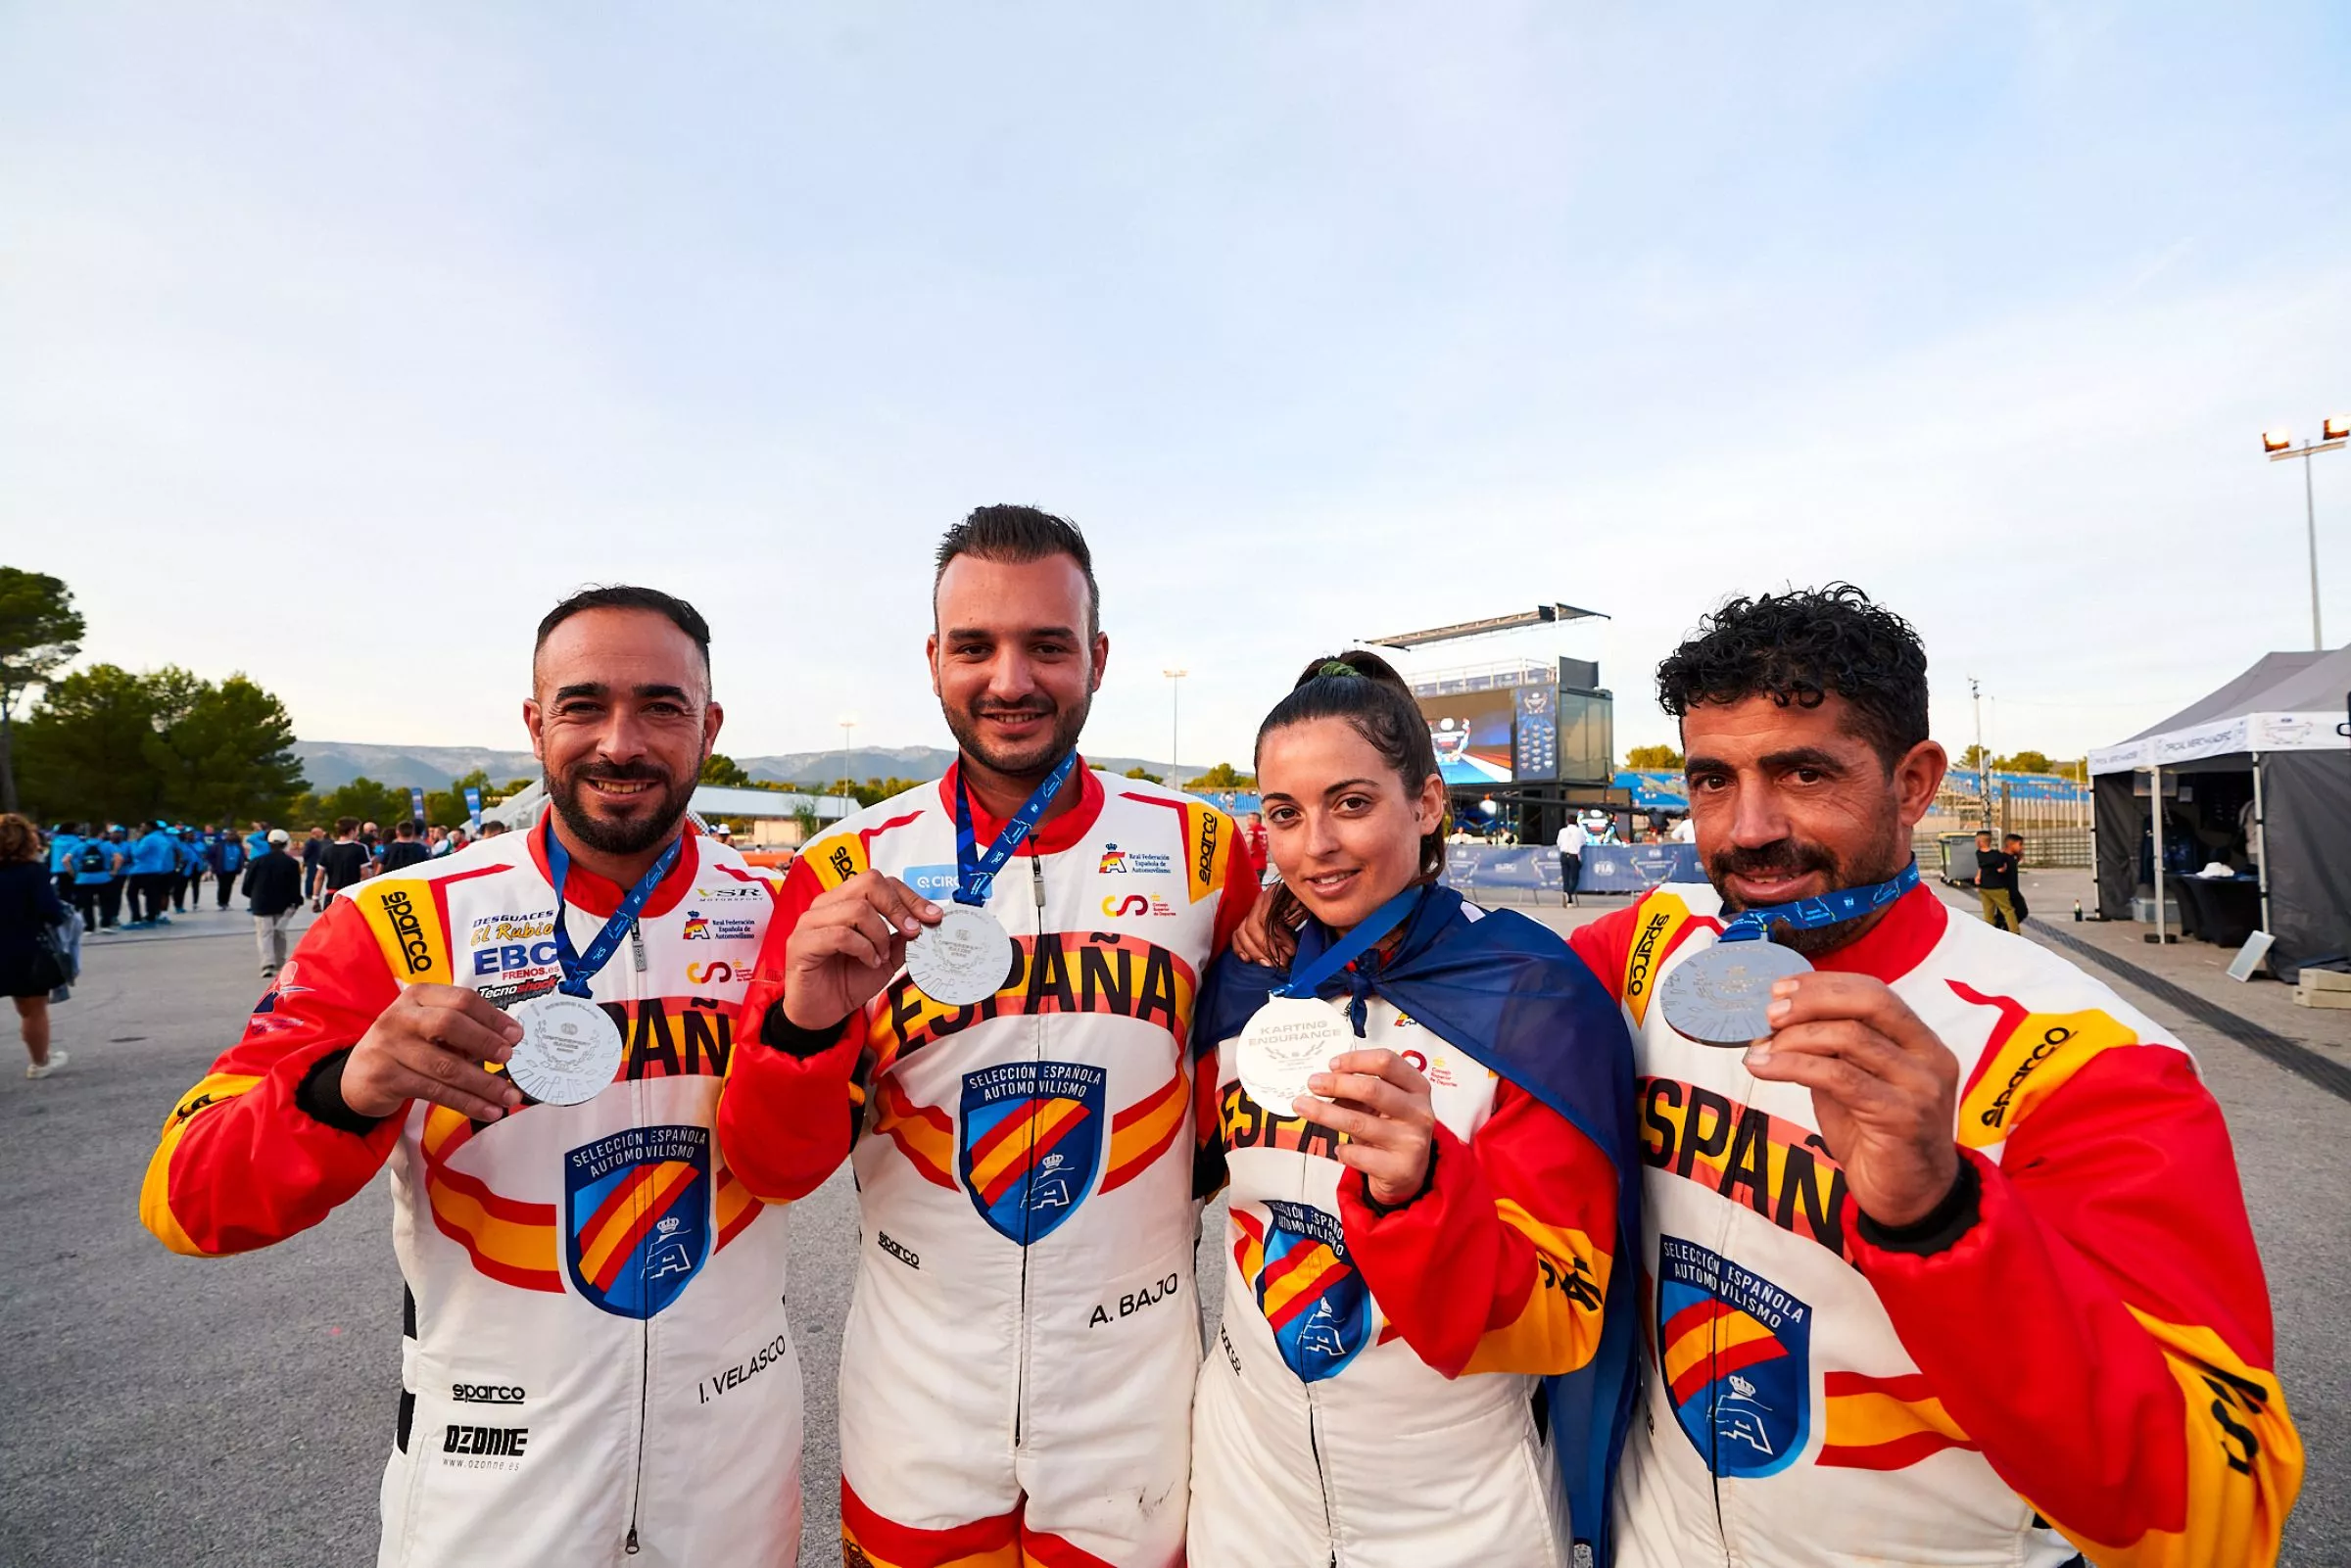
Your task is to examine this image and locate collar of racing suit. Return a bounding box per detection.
[1777,879,1947,984]
[523,808,705,920]
[936,754,1107,855]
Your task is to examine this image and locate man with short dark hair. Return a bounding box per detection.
[719,504,1257,1567]
[2002,831,2030,926]
[1568,585,2299,1567]
[316,818,370,898]
[301,825,327,910]
[1970,829,2019,930]
[379,818,431,874]
[140,583,805,1563]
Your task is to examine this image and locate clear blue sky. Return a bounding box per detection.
[4,3,2347,772]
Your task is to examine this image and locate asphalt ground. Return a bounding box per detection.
[0,894,2341,1565]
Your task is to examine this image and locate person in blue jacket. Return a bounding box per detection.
[211,830,247,910]
[243,821,272,866]
[49,823,83,905]
[126,821,177,927]
[171,829,204,913]
[67,826,114,933]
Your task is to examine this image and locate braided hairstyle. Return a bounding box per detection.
[1255,650,1449,934]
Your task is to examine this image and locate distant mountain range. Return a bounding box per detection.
[292,740,1178,792]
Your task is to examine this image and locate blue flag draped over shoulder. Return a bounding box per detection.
[1197,884,1643,1566]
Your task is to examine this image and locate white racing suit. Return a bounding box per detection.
[141,822,802,1566]
[1569,881,2301,1567]
[1188,984,1623,1567]
[718,763,1253,1568]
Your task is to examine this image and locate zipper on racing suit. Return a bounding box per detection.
[1300,1011,1342,1557]
[624,916,650,1556]
[1011,850,1049,1448]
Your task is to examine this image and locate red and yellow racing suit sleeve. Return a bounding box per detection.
[1338,1081,1617,1380]
[1854,1041,2300,1568]
[139,898,407,1256]
[714,849,869,1204]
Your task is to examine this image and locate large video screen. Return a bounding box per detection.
[1423,691,1516,785]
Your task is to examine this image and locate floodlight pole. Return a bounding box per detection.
[1164,669,1188,788]
[839,718,856,818]
[2267,430,2345,651]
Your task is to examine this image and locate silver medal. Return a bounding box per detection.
[1236,995,1356,1113]
[506,991,625,1106]
[905,904,1015,1008]
[1658,940,1813,1047]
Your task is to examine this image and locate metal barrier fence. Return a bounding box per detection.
[1915,826,2091,874]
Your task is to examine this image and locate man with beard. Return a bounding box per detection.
[140,586,807,1566]
[1563,587,2300,1567]
[717,505,1256,1568]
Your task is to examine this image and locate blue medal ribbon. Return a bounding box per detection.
[1272,882,1427,1010]
[543,821,686,998]
[1717,859,1919,944]
[950,751,1080,907]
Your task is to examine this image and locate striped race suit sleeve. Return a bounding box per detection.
[1852,1044,2301,1567]
[138,899,406,1256]
[1567,905,2302,1567]
[713,851,866,1204]
[1338,1082,1618,1380]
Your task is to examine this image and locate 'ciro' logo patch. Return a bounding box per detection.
[563,1125,711,1319]
[1656,1235,1810,1477]
[1255,1199,1372,1383]
[956,1061,1106,1246]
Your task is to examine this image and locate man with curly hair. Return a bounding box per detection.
[1566,585,2301,1567]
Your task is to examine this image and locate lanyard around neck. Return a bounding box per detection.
[543,821,685,997]
[1718,859,1919,944]
[1273,883,1426,999]
[951,752,1079,907]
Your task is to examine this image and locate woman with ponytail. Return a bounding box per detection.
[1188,652,1642,1566]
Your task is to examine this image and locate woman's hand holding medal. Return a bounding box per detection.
[1289,1048,1439,1210]
[345,983,527,1122]
[1741,971,1961,1229]
[781,871,943,1029]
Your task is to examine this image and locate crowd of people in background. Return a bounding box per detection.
[1,813,522,1079]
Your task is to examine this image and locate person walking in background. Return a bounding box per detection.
[378,818,431,874]
[315,818,370,900]
[1240,808,1270,880]
[242,828,303,977]
[49,821,82,905]
[126,819,176,927]
[301,825,327,909]
[1971,829,2019,931]
[2002,832,2030,927]
[0,813,72,1078]
[98,826,130,928]
[172,828,204,912]
[1556,810,1590,906]
[244,821,272,865]
[212,827,247,910]
[71,827,112,933]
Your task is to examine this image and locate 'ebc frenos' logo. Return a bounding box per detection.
[956,1061,1106,1246]
[1656,1235,1810,1478]
[1255,1199,1372,1384]
[562,1125,711,1318]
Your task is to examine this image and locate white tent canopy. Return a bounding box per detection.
[2087,646,2351,977]
[2089,648,2351,775]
